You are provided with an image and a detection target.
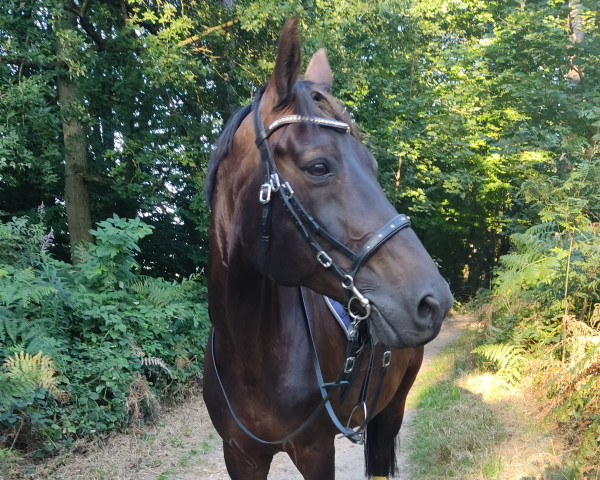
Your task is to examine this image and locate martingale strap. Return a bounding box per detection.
[300,288,390,444]
[210,327,348,446]
[211,290,391,446]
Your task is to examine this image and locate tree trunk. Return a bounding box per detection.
[567,1,584,85]
[56,1,93,263]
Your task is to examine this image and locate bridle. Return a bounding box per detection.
[252,89,411,328]
[211,89,412,445]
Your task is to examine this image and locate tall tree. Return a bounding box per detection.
[1,0,225,273]
[56,0,93,261]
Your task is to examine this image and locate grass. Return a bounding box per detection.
[408,325,571,479]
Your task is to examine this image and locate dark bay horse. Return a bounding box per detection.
[203,17,453,479]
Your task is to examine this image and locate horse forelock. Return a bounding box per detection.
[204,81,361,208]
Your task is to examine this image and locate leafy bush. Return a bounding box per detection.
[475,159,600,470]
[0,214,210,455]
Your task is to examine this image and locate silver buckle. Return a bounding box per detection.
[270,173,281,192]
[281,181,294,199]
[259,183,272,204]
[344,356,356,373]
[316,251,333,268]
[382,350,391,368]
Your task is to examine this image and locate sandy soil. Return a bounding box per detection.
[17,315,469,480]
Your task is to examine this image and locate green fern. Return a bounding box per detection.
[0,373,31,411]
[0,267,57,308]
[71,242,92,265]
[140,356,173,377]
[128,339,173,377]
[0,262,60,359]
[0,313,57,359]
[493,223,562,296]
[129,277,181,307]
[472,343,524,382]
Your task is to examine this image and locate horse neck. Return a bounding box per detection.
[207,149,305,361]
[208,244,301,361]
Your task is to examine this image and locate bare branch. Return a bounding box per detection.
[177,19,239,48]
[82,173,113,185]
[120,0,128,26]
[77,12,107,49]
[78,0,90,16]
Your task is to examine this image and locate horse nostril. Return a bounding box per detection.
[417,295,440,326]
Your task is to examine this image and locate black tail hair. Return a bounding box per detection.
[364,418,398,478]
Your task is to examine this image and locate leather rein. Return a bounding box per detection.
[211,90,412,445]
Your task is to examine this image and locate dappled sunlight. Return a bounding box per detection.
[457,371,568,480]
[458,372,521,404]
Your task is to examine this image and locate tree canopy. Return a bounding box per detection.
[3,0,598,295]
[1,0,599,465]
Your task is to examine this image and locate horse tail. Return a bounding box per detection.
[364,415,398,478]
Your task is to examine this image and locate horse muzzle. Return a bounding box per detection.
[368,282,454,349]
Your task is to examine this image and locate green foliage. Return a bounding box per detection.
[0,215,210,455]
[472,343,524,383]
[78,215,154,289]
[490,159,600,333]
[478,157,600,470]
[0,374,32,415]
[0,446,21,479]
[0,0,215,275]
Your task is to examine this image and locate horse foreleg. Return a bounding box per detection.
[222,437,275,480]
[286,435,335,480]
[365,346,424,479]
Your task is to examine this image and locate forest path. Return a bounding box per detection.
[23,315,470,480]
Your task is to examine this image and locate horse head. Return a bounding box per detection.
[208,17,453,349]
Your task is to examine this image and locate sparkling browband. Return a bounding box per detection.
[264,115,350,139]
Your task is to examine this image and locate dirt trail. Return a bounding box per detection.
[24,315,469,480]
[190,314,469,480]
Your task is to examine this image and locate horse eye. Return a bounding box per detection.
[306,163,329,177]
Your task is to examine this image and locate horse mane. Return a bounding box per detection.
[204,81,361,207]
[204,103,253,207]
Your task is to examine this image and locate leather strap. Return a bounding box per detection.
[210,327,347,445]
[252,90,411,287]
[349,214,411,277]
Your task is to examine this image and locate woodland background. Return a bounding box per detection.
[0,0,598,475]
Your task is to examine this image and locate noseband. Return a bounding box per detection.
[252,90,411,328]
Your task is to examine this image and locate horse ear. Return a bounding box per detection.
[264,16,302,110]
[304,48,333,90]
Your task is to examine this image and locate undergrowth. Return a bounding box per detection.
[470,159,600,477]
[410,326,574,479]
[0,213,210,459]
